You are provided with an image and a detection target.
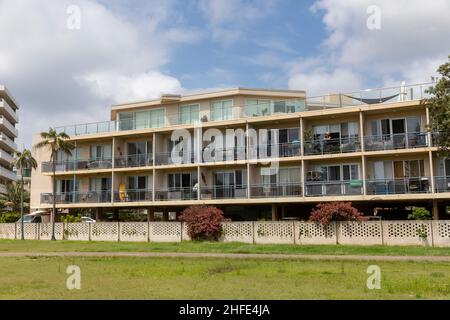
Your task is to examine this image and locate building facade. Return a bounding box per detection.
[0,85,18,194]
[30,83,450,220]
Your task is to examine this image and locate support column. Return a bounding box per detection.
[432,199,439,220]
[147,207,155,222]
[271,204,277,221]
[95,207,103,221]
[163,209,169,221]
[281,206,286,219]
[113,208,119,221]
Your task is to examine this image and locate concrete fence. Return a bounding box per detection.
[1,220,450,247]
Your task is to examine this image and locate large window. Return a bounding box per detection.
[179,104,199,124]
[89,177,111,191]
[127,176,150,190]
[211,100,233,121]
[168,172,197,190]
[118,109,165,131]
[245,99,271,117]
[90,144,112,160]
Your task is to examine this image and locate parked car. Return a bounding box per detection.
[16,210,49,223]
[80,216,96,223]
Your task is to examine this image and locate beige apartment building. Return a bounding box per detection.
[30,83,450,220]
[0,85,18,194]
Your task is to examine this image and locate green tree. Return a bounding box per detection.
[13,149,38,240]
[0,182,28,212]
[34,128,75,240]
[424,55,450,155]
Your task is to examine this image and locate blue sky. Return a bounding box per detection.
[0,0,449,147]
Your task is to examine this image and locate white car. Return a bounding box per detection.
[80,216,96,223]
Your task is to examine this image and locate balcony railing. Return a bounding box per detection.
[248,142,301,159]
[155,151,195,165]
[40,190,112,204]
[41,158,113,173]
[154,187,197,201]
[434,176,450,193]
[114,189,152,202]
[202,146,247,162]
[305,180,363,197]
[114,154,153,168]
[55,120,116,136]
[250,183,302,198]
[363,132,428,151]
[366,177,431,195]
[304,137,361,155]
[200,186,247,199]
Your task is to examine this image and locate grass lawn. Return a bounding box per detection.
[1,256,449,299]
[0,239,450,256]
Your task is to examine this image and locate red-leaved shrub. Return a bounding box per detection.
[179,206,224,241]
[309,202,367,225]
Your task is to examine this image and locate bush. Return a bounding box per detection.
[60,214,82,223]
[179,206,224,241]
[309,202,367,225]
[408,207,431,220]
[0,211,21,223]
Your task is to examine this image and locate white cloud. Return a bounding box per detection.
[289,0,450,95]
[0,0,186,147]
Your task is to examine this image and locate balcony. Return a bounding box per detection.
[248,142,301,159]
[0,99,18,123]
[305,180,363,196]
[304,137,361,156]
[200,186,247,199]
[434,176,450,193]
[250,183,302,198]
[115,154,152,168]
[53,82,434,138]
[202,146,246,163]
[0,166,16,181]
[155,151,195,166]
[0,133,17,152]
[41,158,113,173]
[363,132,428,151]
[366,177,431,195]
[0,148,14,165]
[154,187,197,201]
[114,189,152,202]
[0,115,18,137]
[40,190,112,204]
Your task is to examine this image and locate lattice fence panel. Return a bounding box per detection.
[338,221,382,245]
[221,222,253,243]
[120,222,148,242]
[432,220,450,247]
[15,223,38,240]
[0,223,16,239]
[254,222,294,244]
[296,222,336,245]
[149,222,182,242]
[65,223,90,241]
[181,223,191,241]
[383,221,432,246]
[90,222,119,241]
[38,223,64,240]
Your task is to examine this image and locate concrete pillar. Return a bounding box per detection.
[271,204,277,221]
[163,209,169,221]
[113,208,119,221]
[281,206,286,219]
[432,199,439,220]
[95,207,103,221]
[147,207,155,222]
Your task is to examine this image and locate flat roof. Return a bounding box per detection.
[0,85,20,110]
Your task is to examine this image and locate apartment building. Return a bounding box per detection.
[0,85,18,193]
[30,83,450,220]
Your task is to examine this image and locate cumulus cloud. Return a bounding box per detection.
[289,0,450,95]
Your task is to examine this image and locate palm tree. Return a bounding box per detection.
[13,149,37,240]
[0,181,28,212]
[34,128,75,240]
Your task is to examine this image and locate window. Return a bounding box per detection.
[245,99,271,117]
[119,112,134,131]
[168,172,197,189]
[90,144,112,160]
[150,109,165,128]
[179,104,199,124]
[127,176,149,190]
[89,177,111,191]
[273,99,305,113]
[315,164,360,181]
[404,160,424,178]
[128,141,150,156]
[211,100,233,121]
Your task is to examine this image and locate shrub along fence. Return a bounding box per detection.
[0,220,449,247]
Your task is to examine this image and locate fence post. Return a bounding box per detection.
[180,222,183,242]
[88,222,92,241]
[147,220,150,242]
[14,223,17,240]
[252,221,256,244]
[380,220,385,246]
[429,220,435,247]
[37,223,40,240]
[292,221,296,245]
[335,222,339,245]
[117,221,121,242]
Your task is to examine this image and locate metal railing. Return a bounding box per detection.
[154,187,197,201]
[434,176,450,193]
[250,183,302,198]
[202,146,247,162]
[248,142,302,159]
[114,154,153,168]
[41,158,113,172]
[200,186,247,199]
[55,120,116,136]
[155,151,196,165]
[113,189,152,202]
[40,190,112,204]
[303,137,360,155]
[366,177,431,195]
[305,180,363,196]
[363,132,428,151]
